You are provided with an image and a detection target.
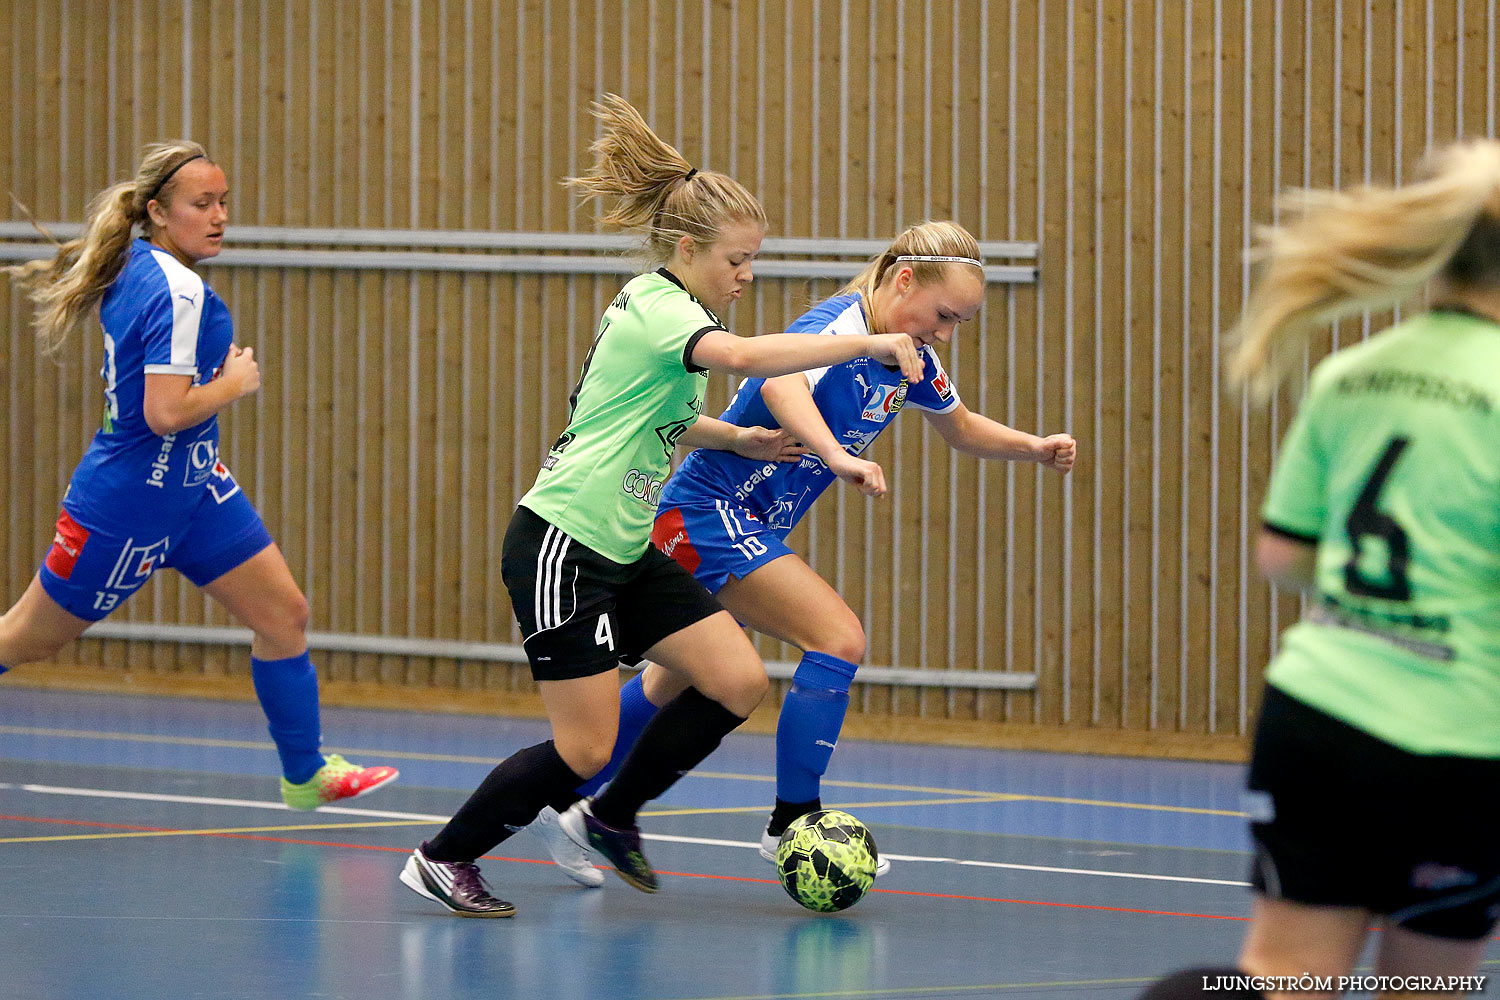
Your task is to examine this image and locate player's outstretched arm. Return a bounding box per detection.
[680,415,806,463]
[924,405,1076,474]
[1255,528,1317,591]
[689,329,924,384]
[761,373,886,496]
[141,344,261,436]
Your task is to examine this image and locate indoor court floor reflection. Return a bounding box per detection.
[3,687,1494,1000]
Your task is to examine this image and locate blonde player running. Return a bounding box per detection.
[398,95,924,914]
[571,221,1074,878]
[1142,141,1500,1000]
[1,141,397,809]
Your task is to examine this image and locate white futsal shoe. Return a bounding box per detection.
[526,805,606,887]
[760,825,891,877]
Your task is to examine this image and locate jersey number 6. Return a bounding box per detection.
[1343,436,1411,602]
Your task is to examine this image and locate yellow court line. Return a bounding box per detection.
[0,725,279,753]
[0,724,1245,817]
[0,725,501,764]
[0,818,433,846]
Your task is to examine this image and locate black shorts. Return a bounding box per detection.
[1246,684,1500,940]
[500,505,724,682]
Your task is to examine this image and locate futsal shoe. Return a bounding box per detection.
[280,754,400,810]
[399,843,515,918]
[524,805,605,887]
[560,799,659,893]
[761,824,891,876]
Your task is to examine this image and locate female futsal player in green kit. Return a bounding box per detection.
[399,94,927,915]
[1142,140,1500,1000]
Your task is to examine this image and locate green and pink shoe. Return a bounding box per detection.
[280,754,399,811]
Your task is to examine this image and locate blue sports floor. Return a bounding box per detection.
[2,686,1496,1000]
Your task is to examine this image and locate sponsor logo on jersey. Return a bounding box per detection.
[860,381,908,422]
[842,428,880,453]
[930,365,953,400]
[45,509,91,580]
[622,468,666,506]
[650,507,701,573]
[541,431,575,472]
[766,497,798,530]
[732,462,780,503]
[184,438,217,488]
[654,413,697,456]
[146,432,178,489]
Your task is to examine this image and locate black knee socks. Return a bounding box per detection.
[424,740,585,863]
[591,687,746,830]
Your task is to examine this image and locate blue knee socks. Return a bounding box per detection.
[251,652,325,785]
[775,651,858,804]
[575,670,659,797]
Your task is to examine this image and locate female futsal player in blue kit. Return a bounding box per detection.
[1,140,397,810]
[568,220,1076,876]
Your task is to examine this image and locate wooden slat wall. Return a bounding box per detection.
[3,0,1497,752]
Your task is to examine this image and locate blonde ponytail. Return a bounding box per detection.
[564,94,766,264]
[6,140,209,355]
[1228,139,1500,397]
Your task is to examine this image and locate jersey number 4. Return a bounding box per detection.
[595,613,615,650]
[1343,436,1411,602]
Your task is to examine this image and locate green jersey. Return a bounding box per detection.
[1262,309,1500,756]
[520,269,723,564]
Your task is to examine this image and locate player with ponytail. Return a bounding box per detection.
[1,141,397,812]
[1143,140,1500,1000]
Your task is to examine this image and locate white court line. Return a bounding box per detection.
[0,782,1249,887]
[2,783,450,822]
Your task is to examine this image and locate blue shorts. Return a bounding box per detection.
[39,469,274,621]
[650,497,794,593]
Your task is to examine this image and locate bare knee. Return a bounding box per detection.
[712,659,769,718]
[804,618,866,664]
[553,736,614,779]
[247,590,310,656]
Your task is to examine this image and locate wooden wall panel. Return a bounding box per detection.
[4,0,1497,754]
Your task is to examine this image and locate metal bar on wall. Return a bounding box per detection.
[81,622,1039,691]
[0,222,1037,259]
[0,242,1037,283]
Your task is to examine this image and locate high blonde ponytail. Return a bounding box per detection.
[6,140,209,355]
[564,94,766,265]
[1228,139,1500,398]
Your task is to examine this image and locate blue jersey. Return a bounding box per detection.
[661,293,961,533]
[64,239,235,531]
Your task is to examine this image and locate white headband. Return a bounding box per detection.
[894,254,983,268]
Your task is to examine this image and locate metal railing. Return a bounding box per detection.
[0,223,1040,283]
[83,622,1039,691]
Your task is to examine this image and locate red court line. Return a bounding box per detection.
[0,813,170,833]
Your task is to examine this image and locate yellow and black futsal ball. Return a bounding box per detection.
[775,809,878,912]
